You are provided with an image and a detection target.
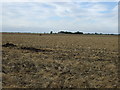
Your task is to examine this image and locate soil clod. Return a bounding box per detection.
[20,47,52,52]
[2,43,17,47]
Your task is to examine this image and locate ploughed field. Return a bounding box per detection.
[2,33,119,88]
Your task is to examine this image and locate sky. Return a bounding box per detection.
[1,1,119,34]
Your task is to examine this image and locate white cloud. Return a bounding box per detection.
[2,2,118,33]
[1,0,119,2]
[0,3,2,32]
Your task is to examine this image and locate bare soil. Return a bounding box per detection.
[2,33,119,88]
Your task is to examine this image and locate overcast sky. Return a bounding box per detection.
[1,1,118,34]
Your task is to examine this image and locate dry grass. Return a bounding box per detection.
[2,33,119,88]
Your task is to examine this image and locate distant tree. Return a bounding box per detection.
[95,32,98,35]
[87,33,91,34]
[58,31,83,34]
[74,31,83,34]
[58,31,66,34]
[50,31,53,34]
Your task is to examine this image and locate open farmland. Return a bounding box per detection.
[2,33,119,88]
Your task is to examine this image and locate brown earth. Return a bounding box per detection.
[2,33,120,88]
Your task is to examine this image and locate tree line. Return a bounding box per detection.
[58,31,83,34]
[50,31,119,35]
